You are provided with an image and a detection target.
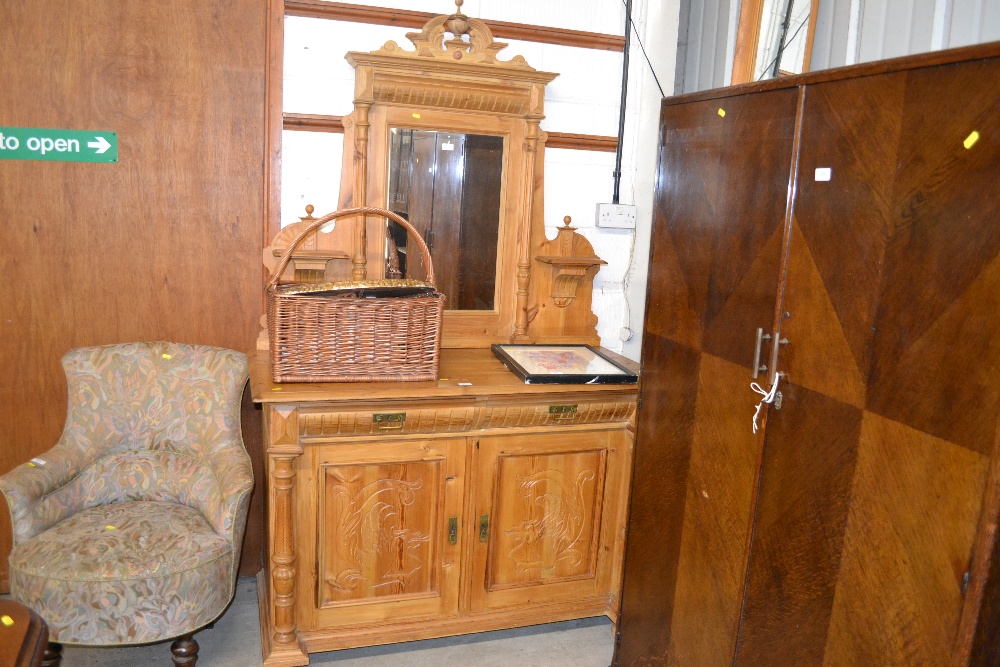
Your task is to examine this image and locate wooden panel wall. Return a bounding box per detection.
[0,0,270,589]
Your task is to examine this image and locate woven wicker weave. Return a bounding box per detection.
[266,207,445,383]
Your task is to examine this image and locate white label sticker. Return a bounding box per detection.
[441,142,454,151]
[815,167,832,181]
[30,458,46,466]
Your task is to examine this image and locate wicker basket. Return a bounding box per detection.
[266,206,445,383]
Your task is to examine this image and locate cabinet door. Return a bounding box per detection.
[311,437,465,628]
[616,87,801,667]
[470,430,626,612]
[736,57,1000,666]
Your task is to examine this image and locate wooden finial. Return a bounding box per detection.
[563,216,572,227]
[447,0,470,34]
[305,204,314,215]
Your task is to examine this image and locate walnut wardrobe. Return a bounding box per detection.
[615,42,1000,666]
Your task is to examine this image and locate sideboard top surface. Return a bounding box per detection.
[248,347,639,405]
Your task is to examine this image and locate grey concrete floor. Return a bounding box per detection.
[56,578,616,666]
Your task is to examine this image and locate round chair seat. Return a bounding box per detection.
[10,500,234,645]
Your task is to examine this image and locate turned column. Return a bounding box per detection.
[270,454,299,648]
[514,116,541,338]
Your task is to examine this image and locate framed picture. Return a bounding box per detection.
[491,344,638,385]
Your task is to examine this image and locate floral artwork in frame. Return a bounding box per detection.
[491,344,638,385]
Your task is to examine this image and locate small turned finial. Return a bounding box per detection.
[563,216,572,227]
[305,204,314,215]
[447,0,470,35]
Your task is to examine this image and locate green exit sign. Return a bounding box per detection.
[0,127,117,163]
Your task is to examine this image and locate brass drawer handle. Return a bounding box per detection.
[448,516,458,545]
[372,412,406,430]
[549,404,578,421]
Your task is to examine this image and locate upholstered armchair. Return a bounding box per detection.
[0,342,253,667]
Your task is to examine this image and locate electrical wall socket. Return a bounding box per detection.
[596,203,636,229]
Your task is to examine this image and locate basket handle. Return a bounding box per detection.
[267,206,436,289]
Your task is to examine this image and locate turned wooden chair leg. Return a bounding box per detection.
[170,633,199,667]
[41,642,62,667]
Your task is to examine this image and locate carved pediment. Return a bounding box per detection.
[372,1,533,70]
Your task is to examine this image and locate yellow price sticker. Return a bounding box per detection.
[105,525,116,531]
[162,353,173,359]
[718,108,726,117]
[964,131,980,149]
[1,615,14,626]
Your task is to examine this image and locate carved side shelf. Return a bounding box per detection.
[263,205,351,284]
[535,216,606,307]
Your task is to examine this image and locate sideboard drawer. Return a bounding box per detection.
[297,402,478,441]
[475,398,635,429]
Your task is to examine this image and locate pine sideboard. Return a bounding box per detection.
[249,347,637,666]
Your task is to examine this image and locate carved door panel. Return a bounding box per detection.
[471,430,623,612]
[313,437,465,628]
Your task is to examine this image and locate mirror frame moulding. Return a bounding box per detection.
[338,11,565,348]
[731,0,819,85]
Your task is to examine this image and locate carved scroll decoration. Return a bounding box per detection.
[505,469,596,576]
[325,476,430,594]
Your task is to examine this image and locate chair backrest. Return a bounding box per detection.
[26,342,250,541]
[60,342,247,457]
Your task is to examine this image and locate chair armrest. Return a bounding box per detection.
[0,439,90,546]
[204,437,254,544]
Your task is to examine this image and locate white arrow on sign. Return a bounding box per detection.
[87,136,111,154]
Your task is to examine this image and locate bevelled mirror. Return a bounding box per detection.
[385,127,504,311]
[732,0,818,84]
[336,6,560,348]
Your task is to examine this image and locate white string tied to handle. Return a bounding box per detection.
[751,373,781,434]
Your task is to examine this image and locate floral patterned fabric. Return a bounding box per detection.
[0,342,252,645]
[11,501,232,644]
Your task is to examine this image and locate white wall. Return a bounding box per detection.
[282,1,681,359]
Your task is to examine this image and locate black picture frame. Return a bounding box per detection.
[491,344,638,385]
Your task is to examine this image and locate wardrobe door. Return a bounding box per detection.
[615,88,800,667]
[736,57,1000,666]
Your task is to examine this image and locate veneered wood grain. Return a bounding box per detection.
[0,0,267,590]
[780,221,867,408]
[735,383,862,667]
[616,335,700,665]
[822,413,988,666]
[700,92,799,369]
[956,414,1000,665]
[866,58,1000,456]
[791,73,905,386]
[617,87,799,667]
[665,353,762,667]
